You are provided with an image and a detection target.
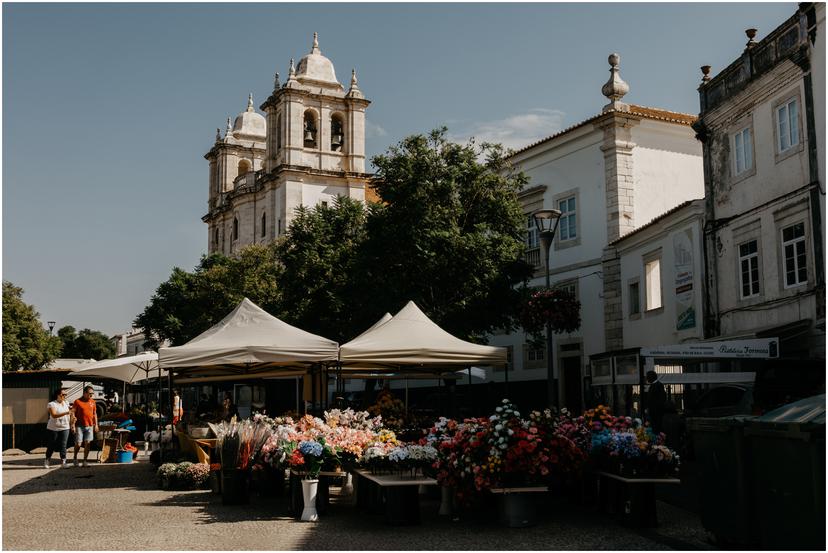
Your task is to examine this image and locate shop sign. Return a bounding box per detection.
[640,338,779,359]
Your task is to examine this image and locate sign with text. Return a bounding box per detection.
[640,338,780,359]
[673,228,696,330]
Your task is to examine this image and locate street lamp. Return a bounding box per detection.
[532,208,562,409]
[47,321,56,336]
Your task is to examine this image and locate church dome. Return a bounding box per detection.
[232,94,266,139]
[296,33,340,87]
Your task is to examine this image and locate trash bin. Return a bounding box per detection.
[744,394,825,550]
[686,416,756,546]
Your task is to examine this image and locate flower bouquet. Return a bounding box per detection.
[288,439,325,480]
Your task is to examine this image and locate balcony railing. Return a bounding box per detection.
[524,248,541,268]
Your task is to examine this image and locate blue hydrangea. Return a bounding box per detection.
[388,446,409,463]
[298,440,323,457]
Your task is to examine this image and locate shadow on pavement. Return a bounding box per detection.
[3,459,157,495]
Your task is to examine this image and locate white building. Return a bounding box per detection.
[111,328,156,357]
[695,4,825,367]
[487,54,704,412]
[204,33,372,255]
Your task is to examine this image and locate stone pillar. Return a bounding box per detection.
[598,114,639,243]
[602,246,624,351]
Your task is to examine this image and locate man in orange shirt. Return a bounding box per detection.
[72,386,99,467]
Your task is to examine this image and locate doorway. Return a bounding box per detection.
[562,356,583,413]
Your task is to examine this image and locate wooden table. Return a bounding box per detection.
[353,469,438,525]
[596,471,680,528]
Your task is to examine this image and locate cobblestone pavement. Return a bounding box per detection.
[2,455,714,551]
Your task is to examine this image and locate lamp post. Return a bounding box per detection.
[47,321,55,336]
[532,209,562,409]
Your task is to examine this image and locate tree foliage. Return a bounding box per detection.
[275,196,367,343]
[2,281,61,371]
[57,325,116,360]
[135,128,531,347]
[355,128,532,340]
[134,245,282,349]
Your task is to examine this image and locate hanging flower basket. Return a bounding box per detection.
[520,288,581,338]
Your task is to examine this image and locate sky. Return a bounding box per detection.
[3,2,797,337]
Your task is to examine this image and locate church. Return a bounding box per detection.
[203,33,372,255]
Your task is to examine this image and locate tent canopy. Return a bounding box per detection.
[159,298,339,372]
[68,351,166,384]
[339,301,506,367]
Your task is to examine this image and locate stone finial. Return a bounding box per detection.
[289,58,296,77]
[225,117,232,138]
[601,53,630,112]
[216,128,221,142]
[700,65,712,84]
[311,32,320,54]
[247,93,254,112]
[346,68,364,99]
[745,28,758,48]
[273,71,280,90]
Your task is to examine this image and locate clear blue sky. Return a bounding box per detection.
[3,2,796,337]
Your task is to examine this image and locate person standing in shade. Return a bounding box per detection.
[220,392,238,422]
[45,389,73,469]
[645,370,667,434]
[72,385,98,467]
[172,389,183,425]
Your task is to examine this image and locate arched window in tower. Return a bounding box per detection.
[330,113,345,152]
[233,217,239,241]
[303,110,318,149]
[214,227,219,246]
[261,212,266,238]
[237,159,251,177]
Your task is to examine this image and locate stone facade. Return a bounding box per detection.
[203,34,371,255]
[695,3,825,359]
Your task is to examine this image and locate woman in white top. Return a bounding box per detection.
[45,389,74,469]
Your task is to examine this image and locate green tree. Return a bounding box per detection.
[2,281,61,371]
[275,196,367,342]
[354,128,532,340]
[57,326,116,360]
[134,245,282,349]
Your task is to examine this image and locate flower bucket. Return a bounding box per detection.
[301,479,319,522]
[340,472,354,497]
[438,486,454,517]
[115,450,133,464]
[210,471,222,495]
[497,492,539,528]
[221,469,249,505]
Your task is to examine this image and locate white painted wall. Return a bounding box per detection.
[618,206,706,347]
[631,121,704,228]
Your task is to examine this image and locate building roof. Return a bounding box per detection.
[232,94,266,139]
[295,32,341,89]
[609,199,703,246]
[509,104,697,158]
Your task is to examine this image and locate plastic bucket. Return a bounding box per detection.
[115,450,133,463]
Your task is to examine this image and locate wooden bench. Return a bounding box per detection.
[353,469,438,525]
[596,471,680,528]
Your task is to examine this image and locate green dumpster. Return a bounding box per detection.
[686,415,756,547]
[745,394,825,550]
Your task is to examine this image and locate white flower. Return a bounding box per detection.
[495,407,503,413]
[495,424,503,431]
[507,429,514,436]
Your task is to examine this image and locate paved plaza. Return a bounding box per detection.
[2,455,713,551]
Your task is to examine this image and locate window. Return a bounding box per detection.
[261,212,266,238]
[629,281,640,316]
[524,343,545,369]
[738,240,760,298]
[558,197,577,241]
[321,201,328,208]
[777,98,800,153]
[276,114,282,152]
[556,280,577,301]
[214,228,219,246]
[278,219,282,235]
[232,217,239,241]
[644,256,662,311]
[524,216,540,267]
[733,127,753,175]
[782,222,807,288]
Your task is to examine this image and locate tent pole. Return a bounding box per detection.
[295,376,299,415]
[504,361,509,398]
[405,378,409,412]
[157,364,163,463]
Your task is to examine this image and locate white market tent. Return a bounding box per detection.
[158,298,339,380]
[68,352,166,384]
[339,301,507,369]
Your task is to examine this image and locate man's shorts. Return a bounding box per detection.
[75,426,94,444]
